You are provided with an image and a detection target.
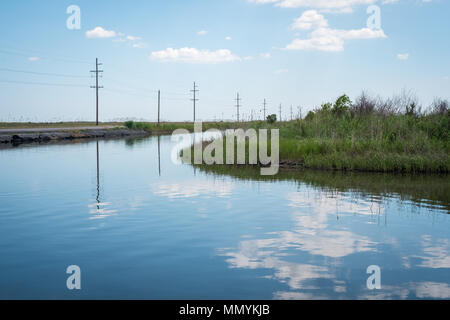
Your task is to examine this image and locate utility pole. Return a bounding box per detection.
[290,105,293,121]
[90,58,103,126]
[235,93,241,122]
[157,90,161,125]
[190,82,199,122]
[279,104,282,122]
[263,99,267,120]
[297,106,302,120]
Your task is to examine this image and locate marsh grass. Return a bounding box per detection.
[180,92,449,173]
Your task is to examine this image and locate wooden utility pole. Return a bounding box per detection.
[263,99,267,120]
[90,58,103,126]
[290,105,293,121]
[235,93,241,122]
[191,82,199,122]
[158,90,161,125]
[279,104,282,122]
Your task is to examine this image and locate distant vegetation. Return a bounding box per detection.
[124,121,239,134]
[0,122,123,129]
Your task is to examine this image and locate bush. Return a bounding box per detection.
[352,91,375,116]
[305,111,315,121]
[332,94,352,116]
[124,120,134,129]
[430,98,449,115]
[266,114,277,124]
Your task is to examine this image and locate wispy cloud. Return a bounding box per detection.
[132,42,148,49]
[86,26,116,39]
[197,30,208,36]
[27,57,39,62]
[397,53,409,60]
[126,35,141,41]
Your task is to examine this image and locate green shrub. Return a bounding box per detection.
[266,114,277,124]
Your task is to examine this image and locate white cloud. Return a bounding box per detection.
[286,10,386,51]
[260,52,272,58]
[248,0,279,3]
[250,0,378,9]
[27,57,39,61]
[197,30,208,36]
[150,47,240,63]
[397,53,409,60]
[292,10,328,30]
[126,35,141,41]
[86,26,116,39]
[132,42,148,49]
[278,0,377,9]
[225,36,232,41]
[249,0,401,12]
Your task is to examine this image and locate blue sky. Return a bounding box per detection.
[0,0,448,122]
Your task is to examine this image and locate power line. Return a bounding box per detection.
[191,82,199,122]
[235,92,241,122]
[158,90,161,125]
[0,48,91,64]
[0,79,86,87]
[297,106,302,119]
[0,67,90,78]
[262,99,267,120]
[90,58,103,126]
[103,88,154,98]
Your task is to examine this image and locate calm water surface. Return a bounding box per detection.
[0,136,449,299]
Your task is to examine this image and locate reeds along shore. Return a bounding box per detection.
[130,91,449,173]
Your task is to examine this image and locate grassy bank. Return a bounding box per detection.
[185,93,449,173]
[274,94,448,173]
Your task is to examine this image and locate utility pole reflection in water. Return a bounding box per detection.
[96,140,100,210]
[158,135,161,177]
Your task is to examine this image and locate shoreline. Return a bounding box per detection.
[0,127,150,146]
